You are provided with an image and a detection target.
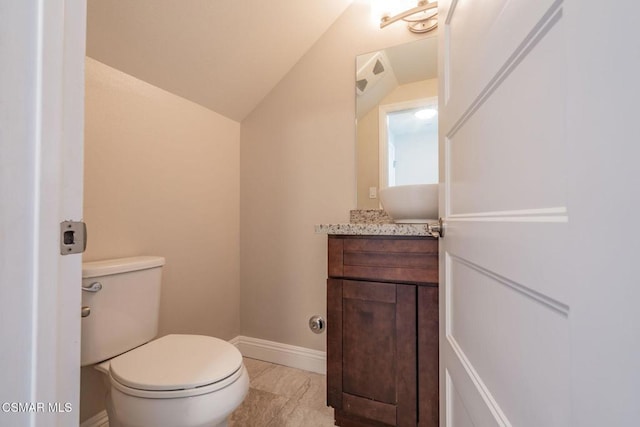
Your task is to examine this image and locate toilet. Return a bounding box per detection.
[81,256,249,427]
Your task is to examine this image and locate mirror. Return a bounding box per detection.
[356,37,438,209]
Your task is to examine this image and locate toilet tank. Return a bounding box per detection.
[81,256,165,366]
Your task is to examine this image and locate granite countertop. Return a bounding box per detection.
[314,222,433,236]
[314,209,436,237]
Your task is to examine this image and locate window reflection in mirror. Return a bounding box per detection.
[381,99,438,188]
[356,37,438,209]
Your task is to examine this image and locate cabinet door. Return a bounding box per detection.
[327,279,417,426]
[418,286,439,427]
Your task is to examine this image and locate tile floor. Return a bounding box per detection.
[229,358,335,427]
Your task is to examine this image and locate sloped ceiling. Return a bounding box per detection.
[356,36,437,119]
[86,0,353,121]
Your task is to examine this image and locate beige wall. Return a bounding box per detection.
[357,78,439,208]
[240,2,431,351]
[81,58,240,422]
[357,105,381,209]
[80,4,431,420]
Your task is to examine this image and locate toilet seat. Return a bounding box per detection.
[101,334,244,399]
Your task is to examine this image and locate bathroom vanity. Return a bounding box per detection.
[318,218,439,427]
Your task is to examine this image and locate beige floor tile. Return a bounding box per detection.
[292,372,333,416]
[228,387,288,426]
[243,357,276,383]
[265,401,335,427]
[250,364,311,399]
[230,359,336,426]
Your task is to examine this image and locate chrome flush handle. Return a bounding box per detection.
[82,281,103,293]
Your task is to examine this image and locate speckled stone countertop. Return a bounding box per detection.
[314,222,433,236]
[315,209,435,237]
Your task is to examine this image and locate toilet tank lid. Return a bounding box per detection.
[82,256,165,278]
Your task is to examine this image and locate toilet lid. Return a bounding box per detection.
[109,334,243,391]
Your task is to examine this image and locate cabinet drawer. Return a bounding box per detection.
[328,235,438,284]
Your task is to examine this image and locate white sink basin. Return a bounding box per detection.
[379,184,439,223]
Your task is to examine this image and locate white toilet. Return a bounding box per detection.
[81,256,249,427]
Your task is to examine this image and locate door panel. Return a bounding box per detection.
[447,376,474,427]
[0,1,85,425]
[439,0,570,425]
[447,256,569,426]
[333,279,418,425]
[448,18,566,216]
[327,279,343,409]
[443,0,560,121]
[418,286,439,426]
[343,286,397,403]
[446,221,570,307]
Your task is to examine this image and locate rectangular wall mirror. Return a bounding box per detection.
[356,36,438,209]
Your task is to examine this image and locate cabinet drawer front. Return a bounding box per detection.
[344,237,437,254]
[344,251,430,269]
[329,236,438,284]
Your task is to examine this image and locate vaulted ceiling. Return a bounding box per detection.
[86,0,354,121]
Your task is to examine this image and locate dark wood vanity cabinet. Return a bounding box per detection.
[327,235,439,427]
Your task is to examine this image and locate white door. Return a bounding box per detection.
[0,1,86,426]
[438,0,640,426]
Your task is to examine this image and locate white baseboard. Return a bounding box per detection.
[80,410,109,427]
[230,335,326,375]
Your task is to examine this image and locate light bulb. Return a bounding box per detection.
[415,108,438,120]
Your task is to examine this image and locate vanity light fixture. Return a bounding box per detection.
[380,0,438,34]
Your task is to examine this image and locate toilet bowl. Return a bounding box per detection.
[81,257,248,427]
[98,335,249,427]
